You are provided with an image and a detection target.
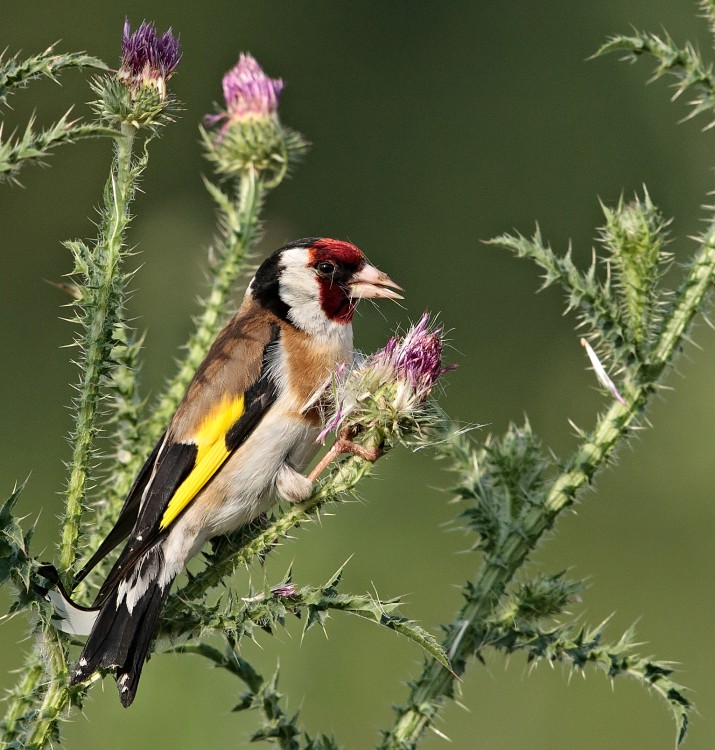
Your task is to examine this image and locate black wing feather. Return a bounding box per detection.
[225,370,279,450]
[73,431,167,589]
[93,441,197,606]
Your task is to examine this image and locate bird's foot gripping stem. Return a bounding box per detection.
[307,426,384,482]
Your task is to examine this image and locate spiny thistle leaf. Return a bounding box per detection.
[0,481,34,595]
[295,567,452,670]
[0,46,108,106]
[454,422,551,551]
[484,618,692,745]
[502,571,583,624]
[302,587,452,672]
[488,228,634,366]
[0,114,119,184]
[482,421,550,519]
[166,568,451,673]
[595,30,715,127]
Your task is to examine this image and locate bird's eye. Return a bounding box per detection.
[316,261,336,276]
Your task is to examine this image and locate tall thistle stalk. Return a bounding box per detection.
[59,121,136,577]
[0,20,181,748]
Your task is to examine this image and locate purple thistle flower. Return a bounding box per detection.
[224,54,283,116]
[374,313,454,402]
[317,313,453,444]
[119,18,181,99]
[206,53,283,128]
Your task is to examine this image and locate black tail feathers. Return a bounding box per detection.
[40,548,172,707]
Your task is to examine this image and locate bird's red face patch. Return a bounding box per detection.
[309,239,366,324]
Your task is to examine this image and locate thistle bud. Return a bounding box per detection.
[270,583,298,599]
[598,191,671,348]
[203,53,306,185]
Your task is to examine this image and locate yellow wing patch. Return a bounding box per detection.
[160,394,245,530]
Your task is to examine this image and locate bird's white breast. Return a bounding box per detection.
[210,402,316,532]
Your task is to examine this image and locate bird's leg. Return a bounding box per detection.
[307,425,384,482]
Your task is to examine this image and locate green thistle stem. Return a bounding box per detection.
[59,123,137,578]
[651,221,715,367]
[23,631,71,750]
[381,234,715,749]
[97,329,146,516]
[0,652,46,744]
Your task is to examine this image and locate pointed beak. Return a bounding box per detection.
[349,264,404,300]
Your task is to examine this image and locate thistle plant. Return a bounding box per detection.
[1,19,183,747]
[2,6,715,750]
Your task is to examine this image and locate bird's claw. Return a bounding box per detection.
[308,427,383,482]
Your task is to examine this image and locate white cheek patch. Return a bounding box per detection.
[278,247,353,339]
[278,248,319,309]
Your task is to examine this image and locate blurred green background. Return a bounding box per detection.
[2,2,714,748]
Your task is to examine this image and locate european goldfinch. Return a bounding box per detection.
[40,237,402,706]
